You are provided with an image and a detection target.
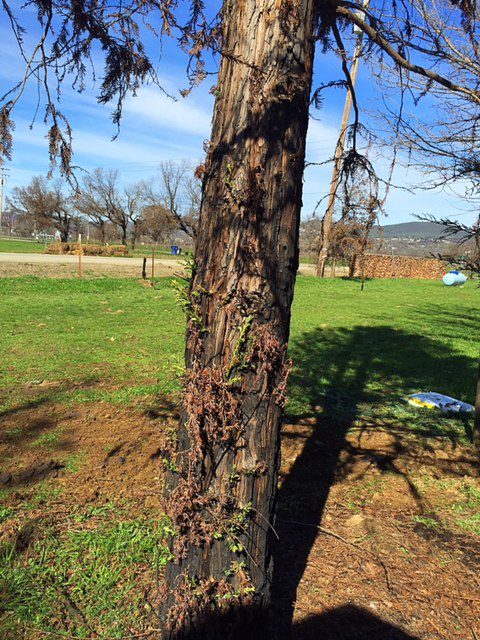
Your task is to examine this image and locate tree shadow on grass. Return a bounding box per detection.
[271,324,477,629]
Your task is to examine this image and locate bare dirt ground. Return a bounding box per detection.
[1,401,478,639]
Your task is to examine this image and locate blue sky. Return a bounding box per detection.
[0,5,476,226]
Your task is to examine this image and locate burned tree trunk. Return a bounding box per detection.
[160,1,318,637]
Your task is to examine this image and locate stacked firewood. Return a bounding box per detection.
[355,254,447,279]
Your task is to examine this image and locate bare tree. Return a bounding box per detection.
[124,182,143,249]
[183,169,201,237]
[341,158,382,284]
[8,176,72,242]
[299,216,324,258]
[2,1,480,636]
[144,160,200,239]
[1,206,16,236]
[140,203,178,245]
[73,183,107,244]
[75,168,142,247]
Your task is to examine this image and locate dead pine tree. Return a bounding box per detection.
[160,4,319,635]
[2,1,480,638]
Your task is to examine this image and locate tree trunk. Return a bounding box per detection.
[121,224,127,246]
[474,357,480,450]
[160,2,318,637]
[349,254,357,278]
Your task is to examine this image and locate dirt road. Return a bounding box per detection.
[0,252,327,278]
[0,252,184,278]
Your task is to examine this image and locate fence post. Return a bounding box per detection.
[78,233,83,278]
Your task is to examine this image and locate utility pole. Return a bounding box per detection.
[0,167,10,235]
[316,1,369,277]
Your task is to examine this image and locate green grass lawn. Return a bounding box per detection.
[0,275,478,438]
[130,244,191,258]
[0,277,185,409]
[287,277,479,441]
[0,238,50,253]
[1,275,479,638]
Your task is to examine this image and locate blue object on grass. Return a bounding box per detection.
[442,271,467,286]
[406,392,474,414]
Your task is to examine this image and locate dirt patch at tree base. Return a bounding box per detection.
[1,402,479,639]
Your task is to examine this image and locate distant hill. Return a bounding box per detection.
[373,221,459,239]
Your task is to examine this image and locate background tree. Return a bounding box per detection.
[339,157,382,284]
[302,159,381,279]
[8,176,72,242]
[1,206,16,236]
[299,216,324,259]
[124,183,143,249]
[144,160,200,240]
[1,1,480,637]
[75,168,143,246]
[74,176,108,244]
[140,203,178,246]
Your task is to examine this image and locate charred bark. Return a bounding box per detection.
[160,1,318,637]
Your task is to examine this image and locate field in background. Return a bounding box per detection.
[1,276,479,639]
[0,237,322,266]
[0,238,48,253]
[1,276,477,416]
[0,237,185,257]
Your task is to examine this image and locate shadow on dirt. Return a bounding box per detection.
[292,604,419,639]
[0,378,100,486]
[272,324,478,628]
[164,603,419,639]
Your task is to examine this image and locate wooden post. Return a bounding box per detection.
[78,233,83,278]
[142,257,147,279]
[151,249,155,279]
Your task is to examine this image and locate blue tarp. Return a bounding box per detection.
[406,392,474,414]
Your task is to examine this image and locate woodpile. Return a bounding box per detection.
[355,254,447,280]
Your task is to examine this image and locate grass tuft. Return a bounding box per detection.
[0,515,172,638]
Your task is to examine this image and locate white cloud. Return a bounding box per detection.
[123,86,212,138]
[10,117,202,164]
